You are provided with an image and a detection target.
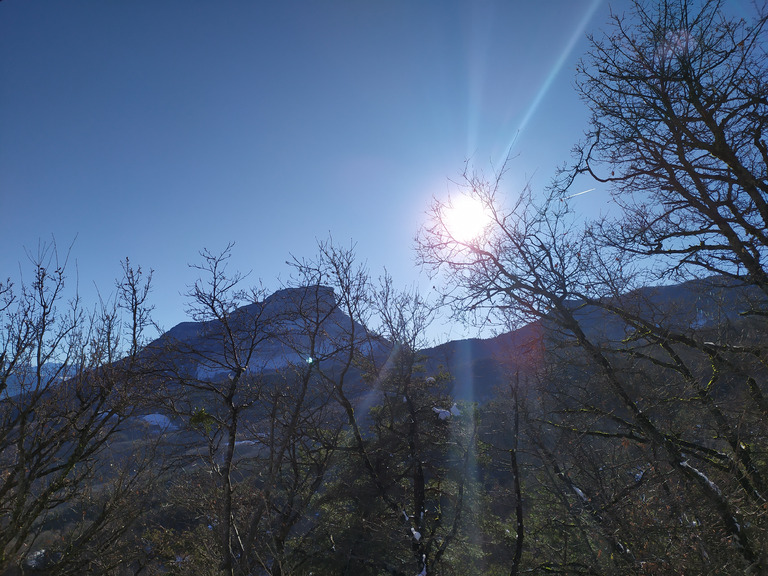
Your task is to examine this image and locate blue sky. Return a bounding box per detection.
[2,0,621,343]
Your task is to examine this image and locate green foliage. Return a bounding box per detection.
[189,407,216,434]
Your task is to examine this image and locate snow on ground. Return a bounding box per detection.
[141,413,177,430]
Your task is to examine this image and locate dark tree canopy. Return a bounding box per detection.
[576,0,768,291]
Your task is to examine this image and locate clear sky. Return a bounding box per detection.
[1,0,625,343]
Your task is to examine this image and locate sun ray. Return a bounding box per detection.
[498,0,603,165]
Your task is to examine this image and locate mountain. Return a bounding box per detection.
[148,284,546,403]
[148,284,386,381]
[420,322,544,402]
[139,276,764,405]
[419,276,765,401]
[2,362,80,398]
[566,276,763,343]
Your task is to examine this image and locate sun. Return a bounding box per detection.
[442,195,492,243]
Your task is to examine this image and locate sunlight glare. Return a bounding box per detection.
[443,196,492,243]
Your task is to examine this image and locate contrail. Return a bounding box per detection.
[563,188,595,200]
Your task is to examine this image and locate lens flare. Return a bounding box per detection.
[498,0,602,165]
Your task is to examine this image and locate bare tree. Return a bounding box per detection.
[419,134,768,571]
[0,241,159,573]
[366,273,480,575]
[282,243,480,574]
[236,281,348,576]
[152,244,275,576]
[116,257,155,360]
[575,0,768,295]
